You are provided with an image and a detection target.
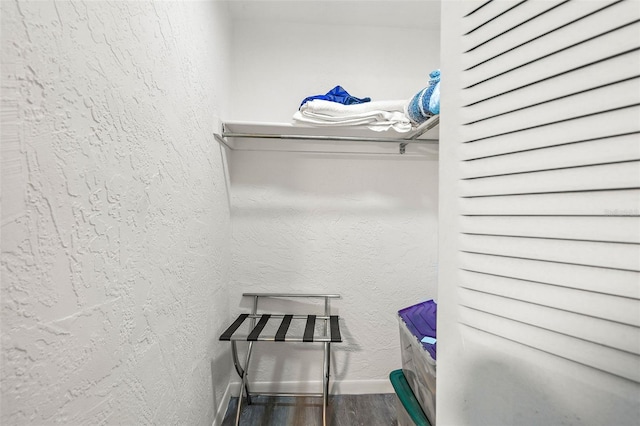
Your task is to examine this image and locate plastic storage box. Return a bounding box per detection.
[398,300,437,426]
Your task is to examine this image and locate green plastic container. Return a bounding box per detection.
[389,369,432,426]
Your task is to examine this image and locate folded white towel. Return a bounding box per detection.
[300,99,407,116]
[294,99,412,132]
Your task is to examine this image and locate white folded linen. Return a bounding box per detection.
[301,99,407,115]
[293,99,412,132]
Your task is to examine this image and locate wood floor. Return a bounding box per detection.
[221,394,398,426]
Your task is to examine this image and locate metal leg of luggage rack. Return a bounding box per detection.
[231,341,251,406]
[322,341,331,426]
[234,341,254,426]
[235,294,259,426]
[322,295,330,426]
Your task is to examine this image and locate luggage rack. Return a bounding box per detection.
[219,293,342,426]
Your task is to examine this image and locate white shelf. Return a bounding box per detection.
[216,115,439,156]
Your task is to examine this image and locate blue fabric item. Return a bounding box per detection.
[429,81,440,115]
[299,86,371,109]
[405,87,430,124]
[398,299,437,360]
[406,69,441,124]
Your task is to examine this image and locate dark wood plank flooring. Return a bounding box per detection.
[221,394,398,426]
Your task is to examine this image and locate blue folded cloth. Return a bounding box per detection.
[299,86,371,109]
[405,69,441,124]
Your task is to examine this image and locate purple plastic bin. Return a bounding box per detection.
[398,300,437,360]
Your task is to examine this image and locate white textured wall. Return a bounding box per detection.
[229,17,441,122]
[229,151,438,393]
[225,8,441,393]
[1,1,233,424]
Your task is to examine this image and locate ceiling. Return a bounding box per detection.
[227,0,441,30]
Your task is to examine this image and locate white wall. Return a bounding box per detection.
[1,1,233,424]
[228,151,438,393]
[224,4,441,394]
[229,16,441,122]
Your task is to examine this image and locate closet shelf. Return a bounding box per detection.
[214,115,439,155]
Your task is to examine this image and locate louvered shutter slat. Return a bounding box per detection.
[458,306,640,382]
[462,26,640,105]
[461,106,640,158]
[462,55,640,124]
[461,216,640,244]
[461,134,640,177]
[461,1,523,36]
[459,270,640,327]
[461,1,621,68]
[461,234,639,271]
[462,78,640,138]
[462,3,640,88]
[460,252,639,299]
[461,189,640,216]
[460,161,640,196]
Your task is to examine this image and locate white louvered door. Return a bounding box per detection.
[438,1,640,425]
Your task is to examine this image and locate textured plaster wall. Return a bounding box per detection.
[226,11,440,393]
[229,18,440,122]
[229,152,438,393]
[1,1,233,424]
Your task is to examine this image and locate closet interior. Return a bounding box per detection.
[217,0,442,412]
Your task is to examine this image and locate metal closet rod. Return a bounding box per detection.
[220,132,438,144]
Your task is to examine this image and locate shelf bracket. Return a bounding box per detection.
[399,142,408,155]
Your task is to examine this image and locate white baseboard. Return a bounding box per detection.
[212,382,234,426]
[332,379,394,395]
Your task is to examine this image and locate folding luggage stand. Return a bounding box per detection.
[219,293,342,426]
